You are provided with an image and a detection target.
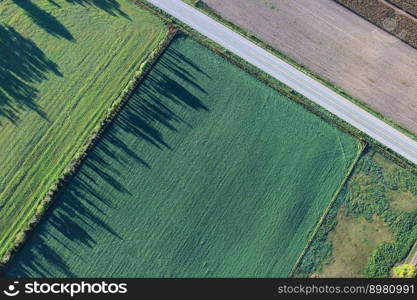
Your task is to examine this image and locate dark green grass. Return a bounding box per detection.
[5,36,360,277]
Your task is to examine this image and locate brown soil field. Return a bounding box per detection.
[335,0,417,48]
[203,0,417,134]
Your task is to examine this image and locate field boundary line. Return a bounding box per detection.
[0,27,177,273]
[289,141,366,277]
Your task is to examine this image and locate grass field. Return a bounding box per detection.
[296,149,417,277]
[0,0,167,259]
[5,36,360,277]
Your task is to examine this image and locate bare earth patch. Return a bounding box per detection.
[203,0,417,134]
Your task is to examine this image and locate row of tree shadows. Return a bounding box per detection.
[0,24,60,123]
[14,0,129,41]
[0,0,129,125]
[5,42,212,277]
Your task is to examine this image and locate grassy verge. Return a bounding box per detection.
[0,0,170,267]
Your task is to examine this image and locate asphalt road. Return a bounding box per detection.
[148,0,417,165]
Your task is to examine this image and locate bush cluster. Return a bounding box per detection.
[392,263,416,278]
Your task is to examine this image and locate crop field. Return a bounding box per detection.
[296,149,417,277]
[5,36,360,277]
[0,0,167,259]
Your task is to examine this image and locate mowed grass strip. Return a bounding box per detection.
[0,0,167,258]
[5,36,360,277]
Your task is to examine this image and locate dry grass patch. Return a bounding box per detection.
[388,191,417,213]
[320,211,393,277]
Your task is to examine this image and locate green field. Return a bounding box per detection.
[0,0,167,258]
[5,36,360,277]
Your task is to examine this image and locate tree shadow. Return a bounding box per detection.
[63,0,131,19]
[4,38,211,277]
[12,0,131,42]
[0,24,61,124]
[12,0,75,41]
[46,0,62,8]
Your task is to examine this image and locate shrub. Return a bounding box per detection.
[393,264,416,278]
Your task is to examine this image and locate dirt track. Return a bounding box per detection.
[203,0,417,134]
